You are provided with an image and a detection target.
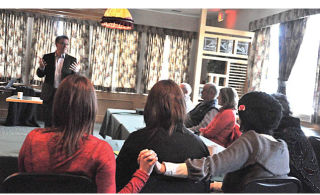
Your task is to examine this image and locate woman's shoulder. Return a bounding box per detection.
[220,108,236,114]
[27,128,54,138]
[86,135,113,148]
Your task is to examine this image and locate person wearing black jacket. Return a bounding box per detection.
[36,35,80,127]
[272,93,320,193]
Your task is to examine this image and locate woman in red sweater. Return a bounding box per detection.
[18,75,157,193]
[199,87,241,148]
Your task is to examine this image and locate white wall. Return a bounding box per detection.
[130,9,200,32]
[130,9,289,32]
[209,9,288,31]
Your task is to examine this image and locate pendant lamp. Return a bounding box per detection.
[100,8,134,30]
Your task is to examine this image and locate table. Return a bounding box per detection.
[5,86,42,127]
[99,109,225,153]
[99,109,145,140]
[6,95,43,104]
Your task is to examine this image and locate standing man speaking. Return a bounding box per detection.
[37,35,80,127]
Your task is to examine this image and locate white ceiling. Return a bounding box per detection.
[136,9,221,18]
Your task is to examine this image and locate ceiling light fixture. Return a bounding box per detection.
[100,8,134,30]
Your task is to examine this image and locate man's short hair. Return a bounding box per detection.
[205,83,218,99]
[55,35,69,44]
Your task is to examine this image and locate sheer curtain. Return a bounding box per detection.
[29,16,58,85]
[167,34,192,84]
[259,24,280,94]
[0,10,27,82]
[247,27,271,92]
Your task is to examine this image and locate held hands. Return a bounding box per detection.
[138,149,166,175]
[69,61,80,73]
[155,161,166,174]
[137,149,158,175]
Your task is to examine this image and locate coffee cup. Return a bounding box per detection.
[17,92,23,99]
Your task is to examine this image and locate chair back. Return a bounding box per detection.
[242,176,302,193]
[1,172,97,193]
[308,136,320,168]
[0,156,18,184]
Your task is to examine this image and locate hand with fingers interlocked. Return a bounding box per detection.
[137,149,158,175]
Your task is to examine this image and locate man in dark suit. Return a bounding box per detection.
[37,35,80,127]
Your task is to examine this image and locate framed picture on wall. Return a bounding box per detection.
[203,37,217,52]
[236,41,250,55]
[220,39,233,54]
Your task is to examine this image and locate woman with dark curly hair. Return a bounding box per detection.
[272,93,320,193]
[152,91,290,192]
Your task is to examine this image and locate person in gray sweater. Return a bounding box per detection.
[146,91,290,192]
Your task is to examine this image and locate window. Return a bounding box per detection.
[260,14,320,121]
[286,14,320,120]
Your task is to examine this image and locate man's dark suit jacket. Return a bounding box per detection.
[36,52,77,103]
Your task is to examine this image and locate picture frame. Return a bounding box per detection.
[236,41,250,55]
[203,37,217,52]
[220,39,233,54]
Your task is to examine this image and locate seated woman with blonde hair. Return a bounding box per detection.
[199,87,241,148]
[19,74,157,193]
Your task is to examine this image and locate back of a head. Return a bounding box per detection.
[52,74,97,154]
[203,83,218,100]
[271,93,292,117]
[238,91,282,135]
[180,83,192,96]
[219,87,238,110]
[144,80,186,135]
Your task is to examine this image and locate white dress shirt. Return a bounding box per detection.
[54,53,65,88]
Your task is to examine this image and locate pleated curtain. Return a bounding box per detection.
[29,16,58,85]
[0,10,27,82]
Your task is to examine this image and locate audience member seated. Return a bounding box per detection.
[199,87,241,148]
[116,80,210,193]
[272,93,320,192]
[184,83,219,132]
[18,74,157,193]
[179,83,194,113]
[153,91,290,193]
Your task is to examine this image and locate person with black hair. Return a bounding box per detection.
[37,35,80,127]
[272,93,320,192]
[150,91,290,192]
